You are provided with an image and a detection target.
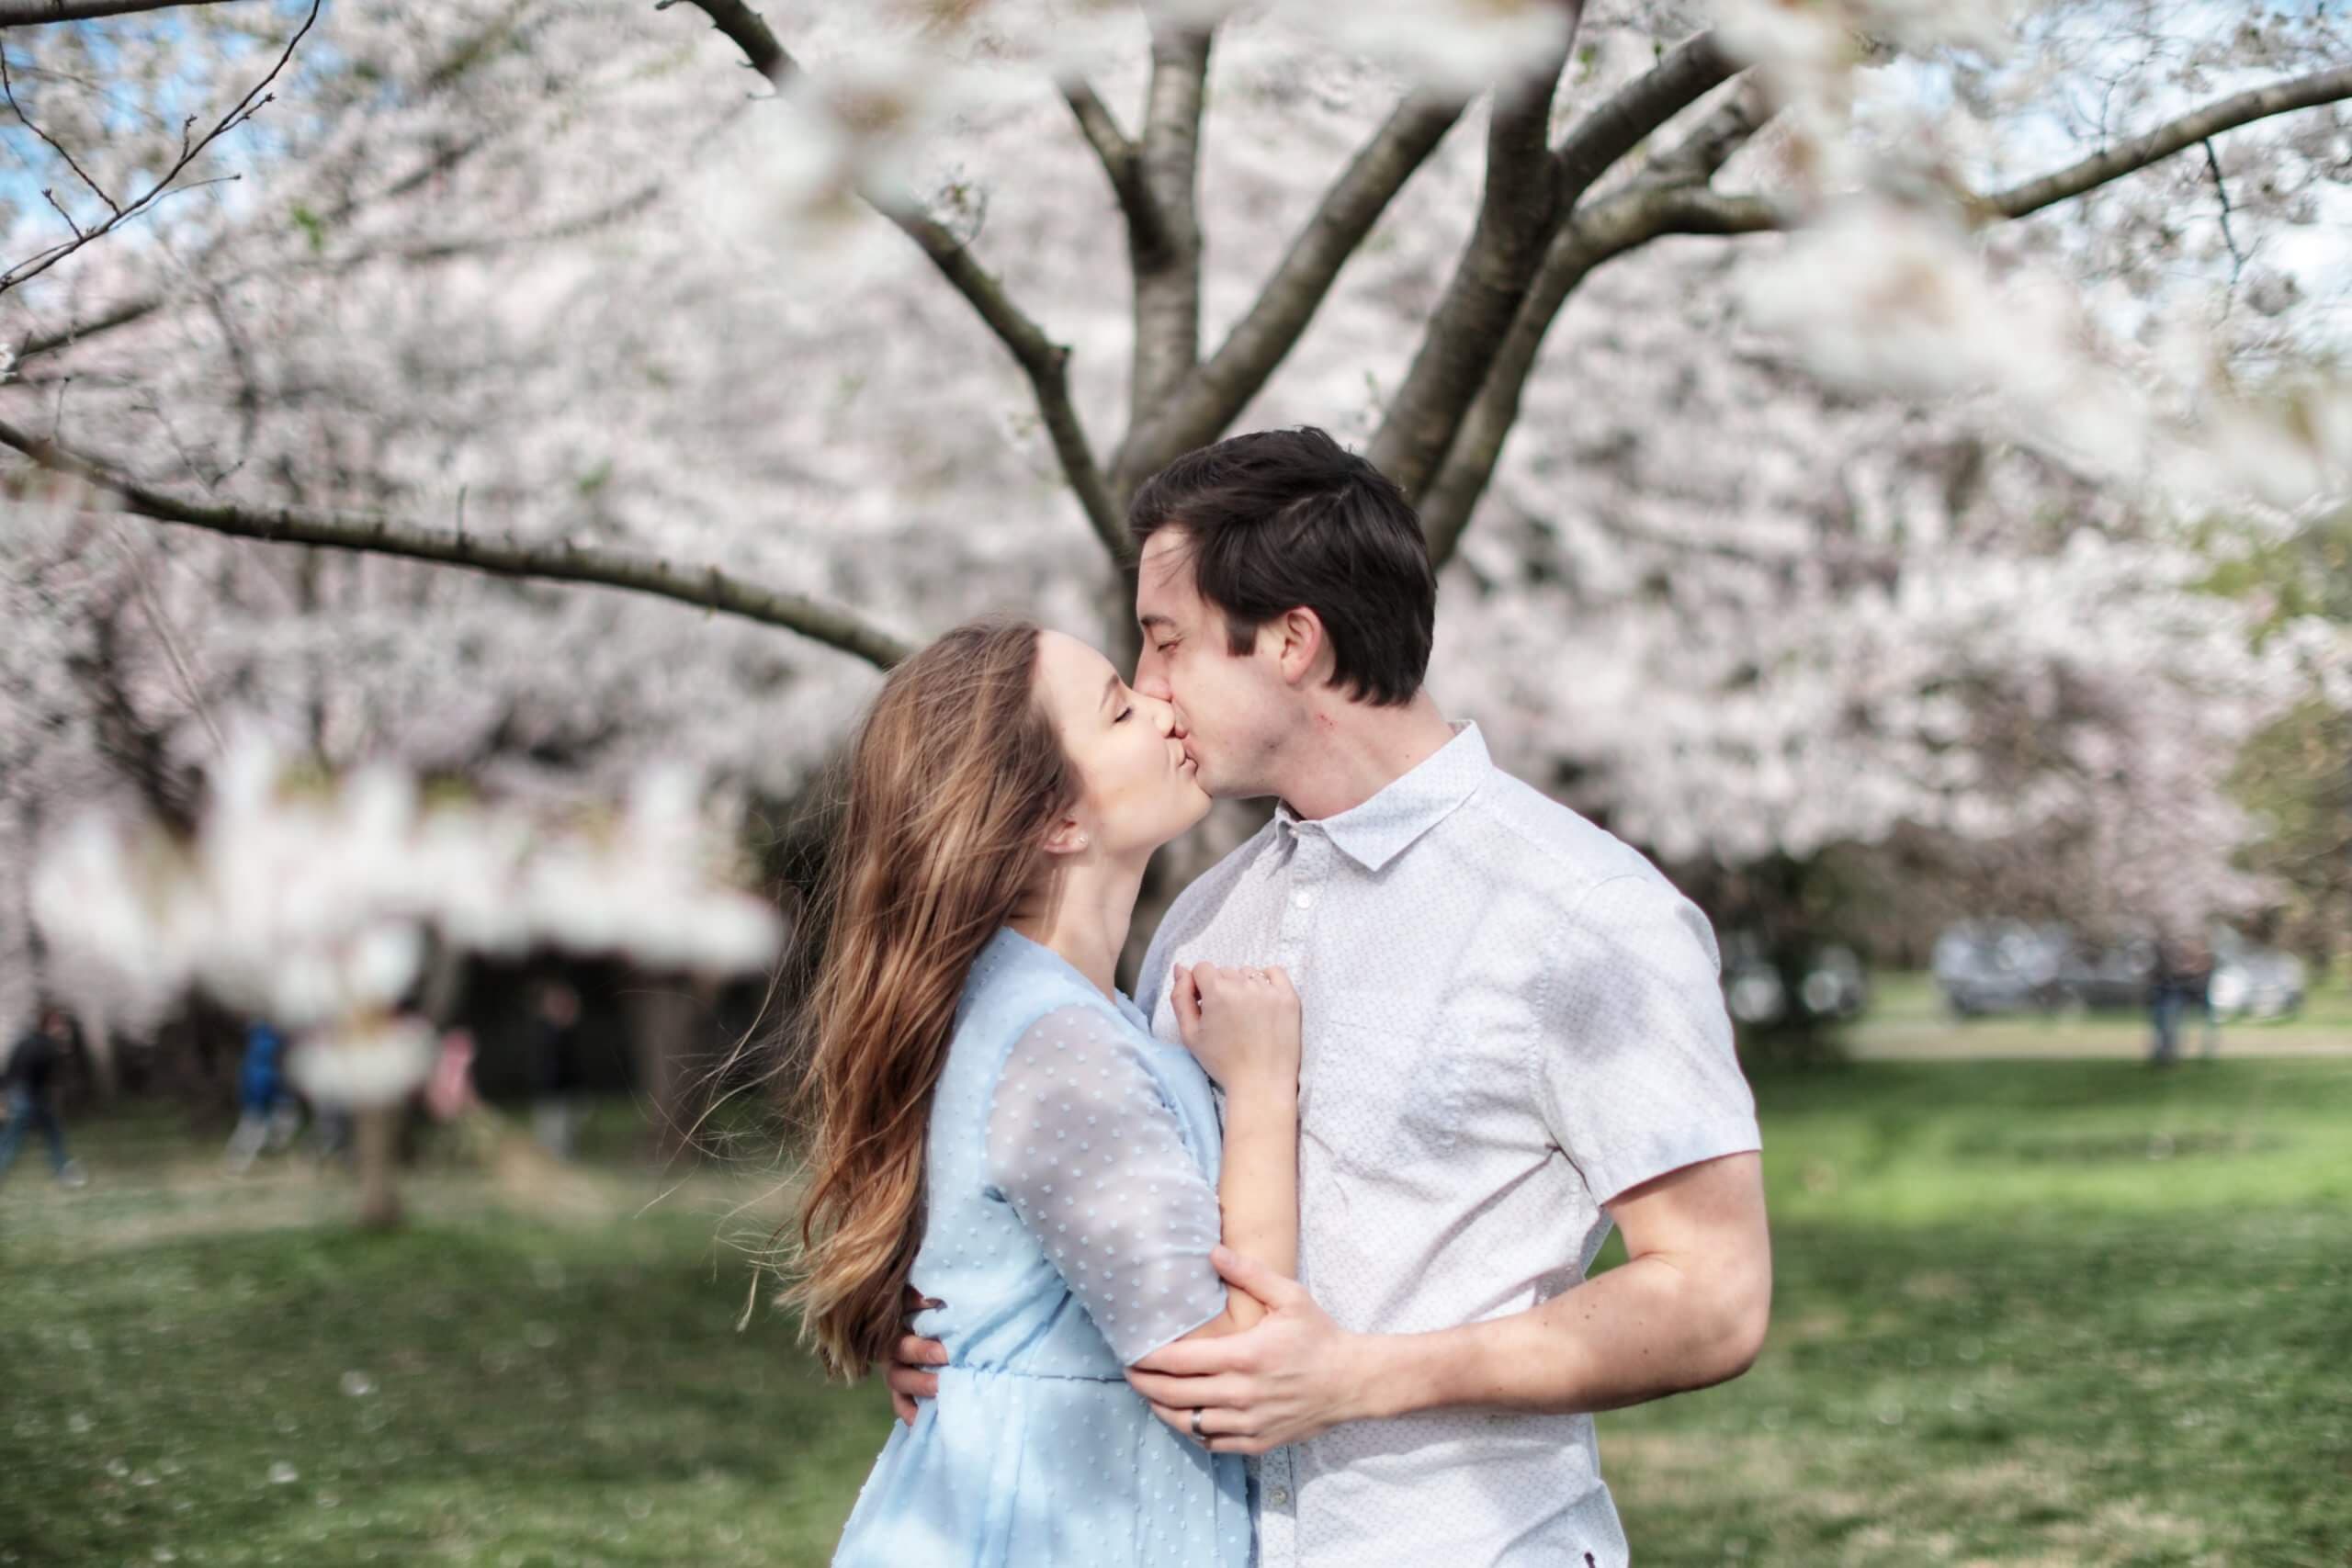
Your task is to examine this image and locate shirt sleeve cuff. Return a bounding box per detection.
[1120,1294,1229,1368]
[1584,1118,1762,1208]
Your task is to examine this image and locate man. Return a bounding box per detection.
[892,427,1770,1565]
[529,979,585,1158]
[1,1007,90,1190]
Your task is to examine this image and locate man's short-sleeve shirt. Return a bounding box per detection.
[1137,722,1760,1568]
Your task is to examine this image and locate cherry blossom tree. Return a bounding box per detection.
[3,0,2348,1052]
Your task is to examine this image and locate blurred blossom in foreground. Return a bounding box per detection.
[30,738,786,1109]
[287,1015,442,1111]
[1293,0,1580,95]
[1713,0,2351,523]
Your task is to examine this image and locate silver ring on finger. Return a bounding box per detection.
[1190,1406,1207,1441]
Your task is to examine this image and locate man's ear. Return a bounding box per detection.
[1273,607,1329,689]
[1041,813,1091,858]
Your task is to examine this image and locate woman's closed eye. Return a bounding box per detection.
[1114,705,1135,724]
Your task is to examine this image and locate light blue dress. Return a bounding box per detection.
[831,927,1255,1567]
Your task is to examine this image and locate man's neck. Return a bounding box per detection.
[1274,690,1458,822]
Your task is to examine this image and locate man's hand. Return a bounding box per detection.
[1125,1247,1374,1455]
[882,1287,947,1424]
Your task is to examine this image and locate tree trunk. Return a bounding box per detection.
[354,1105,402,1229]
[630,972,714,1165]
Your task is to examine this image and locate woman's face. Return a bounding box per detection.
[1033,628,1209,859]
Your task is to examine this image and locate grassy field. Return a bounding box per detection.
[6,1056,2349,1567]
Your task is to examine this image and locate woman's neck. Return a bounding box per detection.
[1008,855,1146,999]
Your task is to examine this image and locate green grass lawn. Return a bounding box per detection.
[6,1061,2350,1567]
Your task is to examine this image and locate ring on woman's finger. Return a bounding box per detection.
[1189,1406,1207,1441]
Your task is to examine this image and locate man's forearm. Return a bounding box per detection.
[1353,1251,1768,1421]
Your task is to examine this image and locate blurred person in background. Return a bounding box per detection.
[223,1017,301,1174]
[425,1025,482,1123]
[0,1006,89,1190]
[2149,927,2217,1066]
[529,978,585,1157]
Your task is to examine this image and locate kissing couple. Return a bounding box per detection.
[785,426,1771,1568]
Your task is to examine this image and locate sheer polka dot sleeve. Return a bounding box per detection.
[985,1005,1227,1365]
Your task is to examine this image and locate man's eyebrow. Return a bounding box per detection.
[1138,613,1177,631]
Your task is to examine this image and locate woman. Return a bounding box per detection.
[788,616,1300,1567]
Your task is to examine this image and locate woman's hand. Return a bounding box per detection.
[1170,963,1300,1096]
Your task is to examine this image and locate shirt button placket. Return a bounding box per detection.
[1279,831,1326,976]
[1260,1446,1297,1565]
[1265,829,1315,1567]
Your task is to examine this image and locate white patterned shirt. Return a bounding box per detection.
[1136,722,1761,1568]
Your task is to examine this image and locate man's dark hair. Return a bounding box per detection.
[1127,426,1435,707]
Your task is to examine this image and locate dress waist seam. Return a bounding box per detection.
[945,1364,1126,1386]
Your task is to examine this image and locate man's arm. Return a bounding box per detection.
[1125,1151,1770,1454]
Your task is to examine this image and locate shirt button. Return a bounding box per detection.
[1292,891,1313,909]
[1269,1485,1291,1506]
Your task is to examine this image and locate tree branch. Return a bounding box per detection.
[1552,30,1736,207]
[0,417,912,668]
[677,0,1124,557]
[889,209,1124,551]
[1113,87,1464,493]
[8,188,646,367]
[0,0,245,24]
[1127,21,1210,423]
[1988,62,2352,220]
[2201,138,2247,285]
[1639,70,1771,186]
[12,289,162,363]
[1645,61,2352,236]
[0,0,318,295]
[1418,189,1676,565]
[13,119,585,366]
[1369,22,1580,502]
[2,48,118,214]
[1060,76,1159,250]
[1419,62,2352,563]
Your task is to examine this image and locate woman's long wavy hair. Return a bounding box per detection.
[786,616,1075,1379]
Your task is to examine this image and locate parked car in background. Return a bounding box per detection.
[1932,920,2306,1020]
[1721,932,1870,1031]
[2208,932,2307,1021]
[1930,920,2068,1016]
[2051,932,2157,1012]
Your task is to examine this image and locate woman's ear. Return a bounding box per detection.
[1275,607,1328,688]
[1041,814,1091,857]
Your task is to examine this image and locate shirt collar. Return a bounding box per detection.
[1274,721,1490,873]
